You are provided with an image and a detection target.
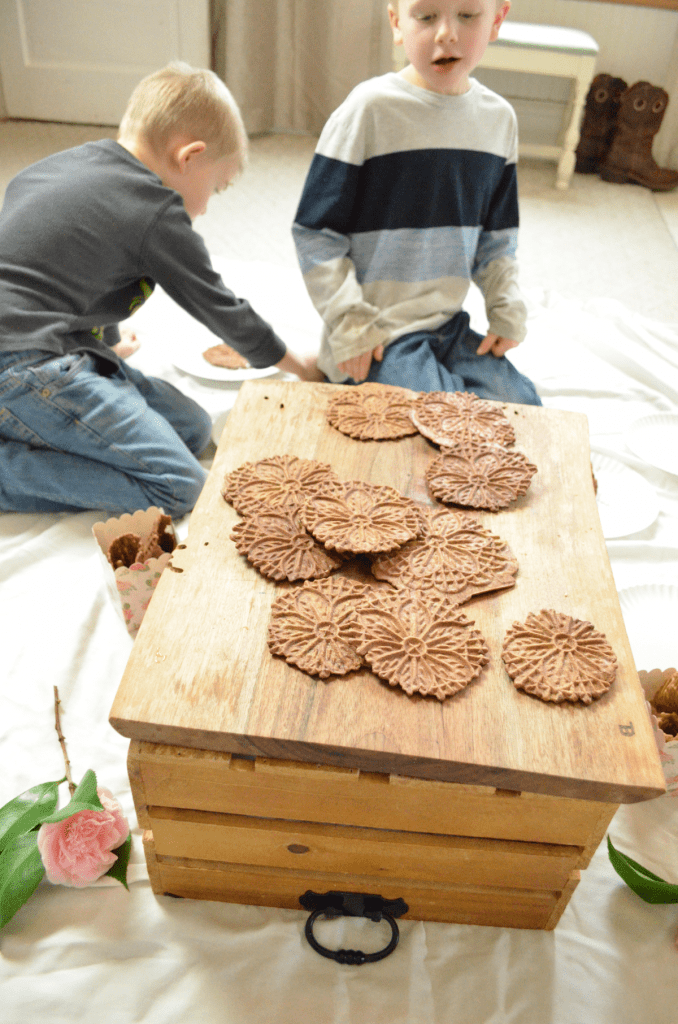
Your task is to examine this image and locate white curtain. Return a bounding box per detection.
[212,0,394,136]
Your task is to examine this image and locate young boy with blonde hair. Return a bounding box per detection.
[0,63,320,516]
[293,0,541,404]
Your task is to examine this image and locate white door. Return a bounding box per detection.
[0,0,210,125]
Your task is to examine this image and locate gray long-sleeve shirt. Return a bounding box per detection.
[0,139,285,372]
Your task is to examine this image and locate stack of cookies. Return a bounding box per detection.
[220,384,617,707]
[222,452,510,701]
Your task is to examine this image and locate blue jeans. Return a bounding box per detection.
[360,312,541,405]
[0,350,212,515]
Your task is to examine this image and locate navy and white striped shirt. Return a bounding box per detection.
[293,73,526,382]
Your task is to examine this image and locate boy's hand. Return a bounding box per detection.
[112,328,141,360]
[337,345,384,383]
[276,350,325,382]
[476,333,519,357]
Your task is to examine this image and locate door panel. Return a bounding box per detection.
[0,0,210,124]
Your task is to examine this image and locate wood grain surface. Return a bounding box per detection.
[142,831,579,929]
[128,742,618,861]
[110,381,666,803]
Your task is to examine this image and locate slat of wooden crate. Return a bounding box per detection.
[147,805,581,891]
[128,740,618,860]
[544,872,581,931]
[112,381,665,805]
[142,832,571,929]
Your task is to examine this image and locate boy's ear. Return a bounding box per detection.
[388,4,403,45]
[173,139,207,172]
[490,1,511,43]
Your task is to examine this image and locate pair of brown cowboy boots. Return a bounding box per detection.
[575,74,678,192]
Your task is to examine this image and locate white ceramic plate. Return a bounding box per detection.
[590,452,659,539]
[618,585,678,671]
[624,414,678,477]
[171,346,277,382]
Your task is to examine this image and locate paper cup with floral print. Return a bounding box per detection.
[638,668,678,796]
[92,506,175,639]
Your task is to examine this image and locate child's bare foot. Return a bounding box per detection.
[113,330,141,359]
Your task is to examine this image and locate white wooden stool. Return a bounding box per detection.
[478,22,599,190]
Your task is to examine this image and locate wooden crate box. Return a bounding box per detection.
[130,740,617,929]
[111,382,665,930]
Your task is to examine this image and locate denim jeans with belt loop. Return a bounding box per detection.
[0,349,212,515]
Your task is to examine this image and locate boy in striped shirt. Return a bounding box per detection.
[293,0,540,404]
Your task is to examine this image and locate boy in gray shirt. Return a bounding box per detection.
[0,63,320,516]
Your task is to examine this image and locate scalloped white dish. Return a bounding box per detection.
[590,452,659,539]
[618,585,678,671]
[624,414,678,477]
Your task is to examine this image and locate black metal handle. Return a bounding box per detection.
[299,890,408,966]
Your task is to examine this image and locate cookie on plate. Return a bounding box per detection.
[203,343,249,369]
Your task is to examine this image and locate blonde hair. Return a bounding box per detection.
[390,1,507,10]
[118,62,248,168]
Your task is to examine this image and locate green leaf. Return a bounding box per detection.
[39,770,104,825]
[104,833,132,890]
[71,770,102,809]
[0,832,45,928]
[0,780,64,853]
[607,835,678,904]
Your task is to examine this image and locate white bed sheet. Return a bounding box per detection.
[1,259,678,1024]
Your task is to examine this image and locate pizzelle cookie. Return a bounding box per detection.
[652,670,678,714]
[411,390,515,449]
[302,480,424,554]
[426,444,537,511]
[136,513,176,562]
[222,455,339,516]
[502,609,618,704]
[326,382,419,440]
[108,533,142,569]
[231,508,343,581]
[370,505,518,605]
[657,712,678,737]
[203,343,249,369]
[345,589,489,700]
[268,576,370,678]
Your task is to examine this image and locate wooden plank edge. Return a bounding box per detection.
[141,830,162,892]
[145,848,564,929]
[544,871,581,930]
[127,740,151,830]
[576,802,620,868]
[111,720,666,804]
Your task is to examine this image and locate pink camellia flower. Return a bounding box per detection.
[37,787,130,888]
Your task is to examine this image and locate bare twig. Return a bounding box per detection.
[53,685,76,797]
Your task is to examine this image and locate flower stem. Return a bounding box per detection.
[53,686,76,797]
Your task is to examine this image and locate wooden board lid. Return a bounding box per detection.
[110,381,666,804]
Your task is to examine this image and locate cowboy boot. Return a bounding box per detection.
[600,82,678,191]
[575,74,627,174]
